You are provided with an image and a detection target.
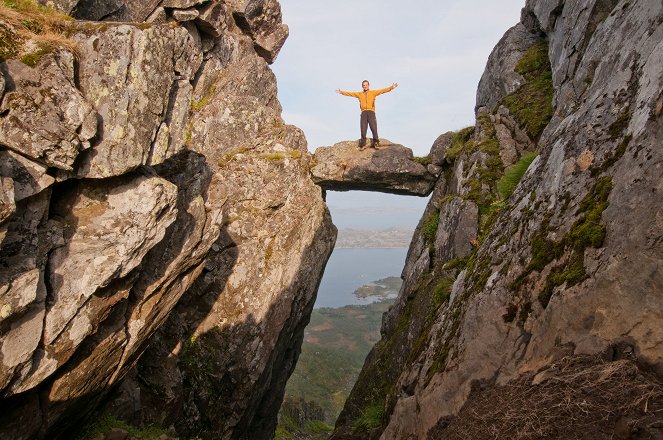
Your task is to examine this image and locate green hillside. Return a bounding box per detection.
[276,298,395,438]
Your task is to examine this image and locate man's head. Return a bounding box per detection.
[362,80,369,91]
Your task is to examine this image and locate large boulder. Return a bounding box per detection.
[311,140,437,196]
[72,23,202,178]
[0,52,97,171]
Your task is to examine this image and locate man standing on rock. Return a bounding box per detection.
[336,80,398,149]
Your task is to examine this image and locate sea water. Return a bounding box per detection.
[315,247,408,308]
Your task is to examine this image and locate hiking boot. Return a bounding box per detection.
[371,139,380,149]
[358,139,366,150]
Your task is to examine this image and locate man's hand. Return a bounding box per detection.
[335,89,342,94]
[391,83,398,89]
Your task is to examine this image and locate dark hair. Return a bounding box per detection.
[362,80,369,85]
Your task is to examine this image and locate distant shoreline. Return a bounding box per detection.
[335,227,414,249]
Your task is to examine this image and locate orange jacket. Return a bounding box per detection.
[339,85,395,112]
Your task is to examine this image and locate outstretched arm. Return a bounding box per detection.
[336,89,360,97]
[374,83,398,96]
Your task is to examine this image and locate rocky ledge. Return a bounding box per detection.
[310,140,438,196]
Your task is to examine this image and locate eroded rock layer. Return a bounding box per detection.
[0,1,336,439]
[333,0,663,438]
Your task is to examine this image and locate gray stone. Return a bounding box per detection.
[311,140,436,196]
[338,1,663,439]
[0,3,336,440]
[232,0,288,64]
[172,8,199,22]
[161,0,208,8]
[45,174,177,348]
[0,177,15,224]
[70,0,125,20]
[429,131,452,166]
[495,123,518,167]
[434,198,479,263]
[145,7,168,24]
[0,150,55,201]
[73,24,201,178]
[195,1,228,37]
[0,53,97,171]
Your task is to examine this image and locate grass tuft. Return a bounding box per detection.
[0,0,77,63]
[76,415,167,440]
[497,151,538,200]
[352,402,384,434]
[413,154,431,166]
[260,149,302,160]
[422,210,440,244]
[446,126,476,161]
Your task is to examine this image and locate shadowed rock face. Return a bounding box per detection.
[0,1,334,439]
[311,140,438,196]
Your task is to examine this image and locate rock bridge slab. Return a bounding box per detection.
[310,140,437,196]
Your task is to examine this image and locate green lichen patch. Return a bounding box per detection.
[217,146,250,167]
[432,277,454,308]
[191,83,217,111]
[477,111,497,138]
[538,250,586,307]
[443,255,471,272]
[460,117,506,244]
[0,22,20,60]
[424,296,463,386]
[503,42,554,140]
[260,149,302,161]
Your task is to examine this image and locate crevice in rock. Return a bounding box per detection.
[548,2,565,31]
[232,11,253,38]
[71,0,125,22]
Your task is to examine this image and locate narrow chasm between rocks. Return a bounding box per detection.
[275,189,430,440]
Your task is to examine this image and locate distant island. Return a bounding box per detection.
[335,227,414,248]
[353,276,402,299]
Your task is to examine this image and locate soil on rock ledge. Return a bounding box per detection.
[428,352,663,440]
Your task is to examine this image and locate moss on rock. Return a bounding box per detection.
[502,42,554,140]
[513,177,613,307]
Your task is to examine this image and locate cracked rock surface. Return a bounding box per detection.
[0,1,334,439]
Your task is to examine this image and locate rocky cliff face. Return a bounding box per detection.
[0,1,336,439]
[333,0,663,438]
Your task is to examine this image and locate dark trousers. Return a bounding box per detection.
[360,110,378,142]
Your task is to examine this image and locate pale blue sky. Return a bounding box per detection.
[272,0,526,222]
[273,0,526,157]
